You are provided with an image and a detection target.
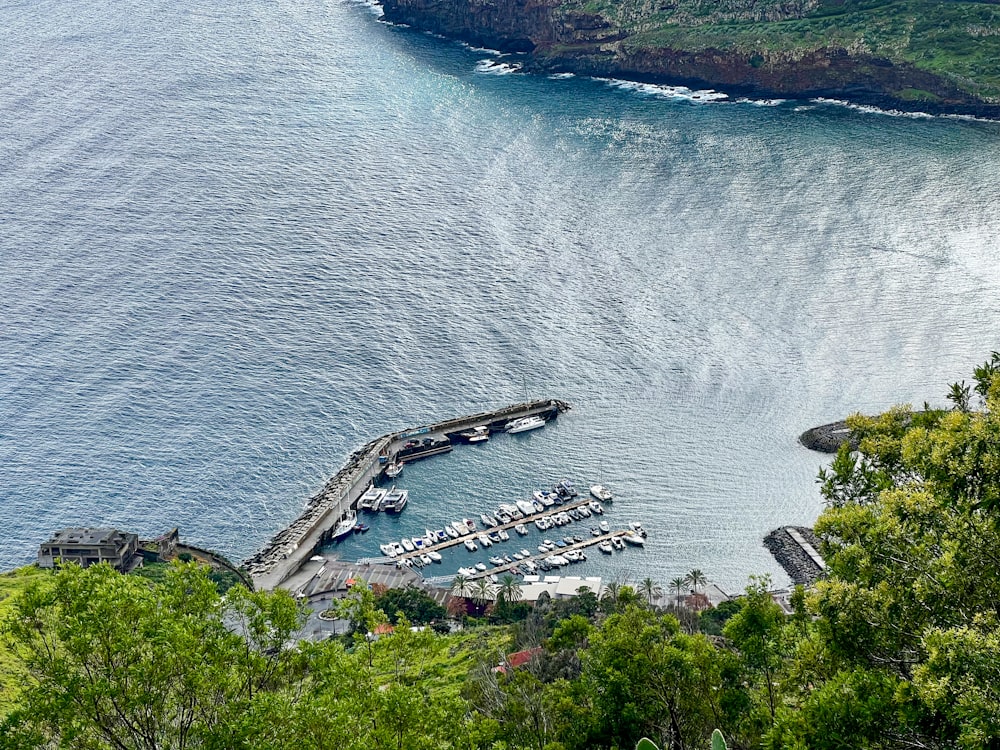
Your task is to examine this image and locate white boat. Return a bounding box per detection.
[464,539,478,552]
[457,567,476,577]
[464,519,477,535]
[519,549,531,558]
[380,543,397,558]
[523,560,537,573]
[623,533,645,546]
[330,510,357,542]
[385,461,403,478]
[497,529,510,541]
[534,518,549,531]
[445,525,460,539]
[589,501,604,514]
[611,536,625,551]
[515,499,536,516]
[505,415,546,434]
[481,513,497,528]
[629,521,648,538]
[477,533,493,548]
[513,552,524,560]
[475,562,488,572]
[427,550,442,562]
[359,486,387,512]
[590,484,613,502]
[489,555,504,566]
[435,529,449,541]
[420,554,432,566]
[578,505,591,518]
[381,487,408,513]
[391,542,405,556]
[598,541,613,554]
[461,425,490,443]
[400,538,415,552]
[514,523,528,535]
[451,521,468,537]
[599,520,610,533]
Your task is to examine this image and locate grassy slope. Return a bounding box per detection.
[0,566,51,716]
[557,0,1000,100]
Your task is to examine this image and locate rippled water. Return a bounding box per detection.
[2,0,999,590]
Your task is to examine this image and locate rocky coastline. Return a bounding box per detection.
[799,420,855,453]
[764,526,825,586]
[379,0,1000,119]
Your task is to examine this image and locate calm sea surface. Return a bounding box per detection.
[2,0,999,590]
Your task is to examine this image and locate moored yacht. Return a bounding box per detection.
[331,510,357,542]
[381,487,408,514]
[505,415,545,434]
[590,484,613,502]
[359,486,387,512]
[460,425,490,443]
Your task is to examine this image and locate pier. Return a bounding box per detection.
[245,399,571,591]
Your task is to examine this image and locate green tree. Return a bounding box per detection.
[1,561,302,750]
[670,576,687,607]
[638,577,663,608]
[376,585,446,625]
[685,569,707,596]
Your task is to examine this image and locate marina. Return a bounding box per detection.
[245,399,570,591]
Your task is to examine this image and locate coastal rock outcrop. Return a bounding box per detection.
[380,0,1000,117]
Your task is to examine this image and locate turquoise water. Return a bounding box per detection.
[2,0,999,590]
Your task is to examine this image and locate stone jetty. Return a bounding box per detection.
[764,526,825,585]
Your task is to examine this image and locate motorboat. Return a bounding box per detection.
[515,499,536,516]
[481,513,498,528]
[562,536,575,546]
[503,555,514,563]
[554,539,567,548]
[497,512,512,525]
[578,506,591,518]
[445,525,460,539]
[460,425,490,443]
[391,542,405,556]
[427,550,442,562]
[464,519,478,535]
[598,541,613,554]
[538,544,551,554]
[497,529,510,541]
[475,562,488,572]
[452,521,469,537]
[464,539,478,552]
[599,520,610,533]
[477,533,493,548]
[489,556,505,566]
[590,484,613,502]
[380,543,398,558]
[630,522,648,538]
[432,528,448,542]
[589,501,604,514]
[401,538,415,552]
[532,499,545,513]
[523,560,538,573]
[513,552,524,560]
[623,533,645,546]
[534,518,549,531]
[556,479,578,498]
[457,567,476,577]
[505,415,546,434]
[385,461,403,478]
[330,510,357,542]
[420,554,432,566]
[519,549,531,558]
[353,523,369,534]
[590,527,601,537]
[514,524,528,535]
[381,487,408,514]
[611,536,625,551]
[488,532,501,544]
[359,486,386,512]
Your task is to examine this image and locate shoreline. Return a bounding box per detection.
[378,0,1000,121]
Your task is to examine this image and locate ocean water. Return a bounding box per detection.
[2,0,1000,591]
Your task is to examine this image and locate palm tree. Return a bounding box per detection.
[472,578,493,613]
[496,574,523,607]
[638,577,662,607]
[670,576,687,606]
[601,581,622,610]
[685,569,707,595]
[451,572,470,598]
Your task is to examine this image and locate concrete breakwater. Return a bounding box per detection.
[245,399,571,591]
[764,526,825,585]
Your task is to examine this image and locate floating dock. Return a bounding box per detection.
[245,399,570,591]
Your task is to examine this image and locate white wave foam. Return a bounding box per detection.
[346,0,384,17]
[595,76,728,103]
[548,72,576,80]
[735,97,786,107]
[459,42,503,55]
[811,97,934,119]
[476,58,523,75]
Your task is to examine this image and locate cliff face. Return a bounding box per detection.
[380,0,1000,117]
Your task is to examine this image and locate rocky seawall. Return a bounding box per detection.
[799,420,855,453]
[764,526,825,586]
[379,0,1000,118]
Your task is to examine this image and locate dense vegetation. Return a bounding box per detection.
[3,354,1000,748]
